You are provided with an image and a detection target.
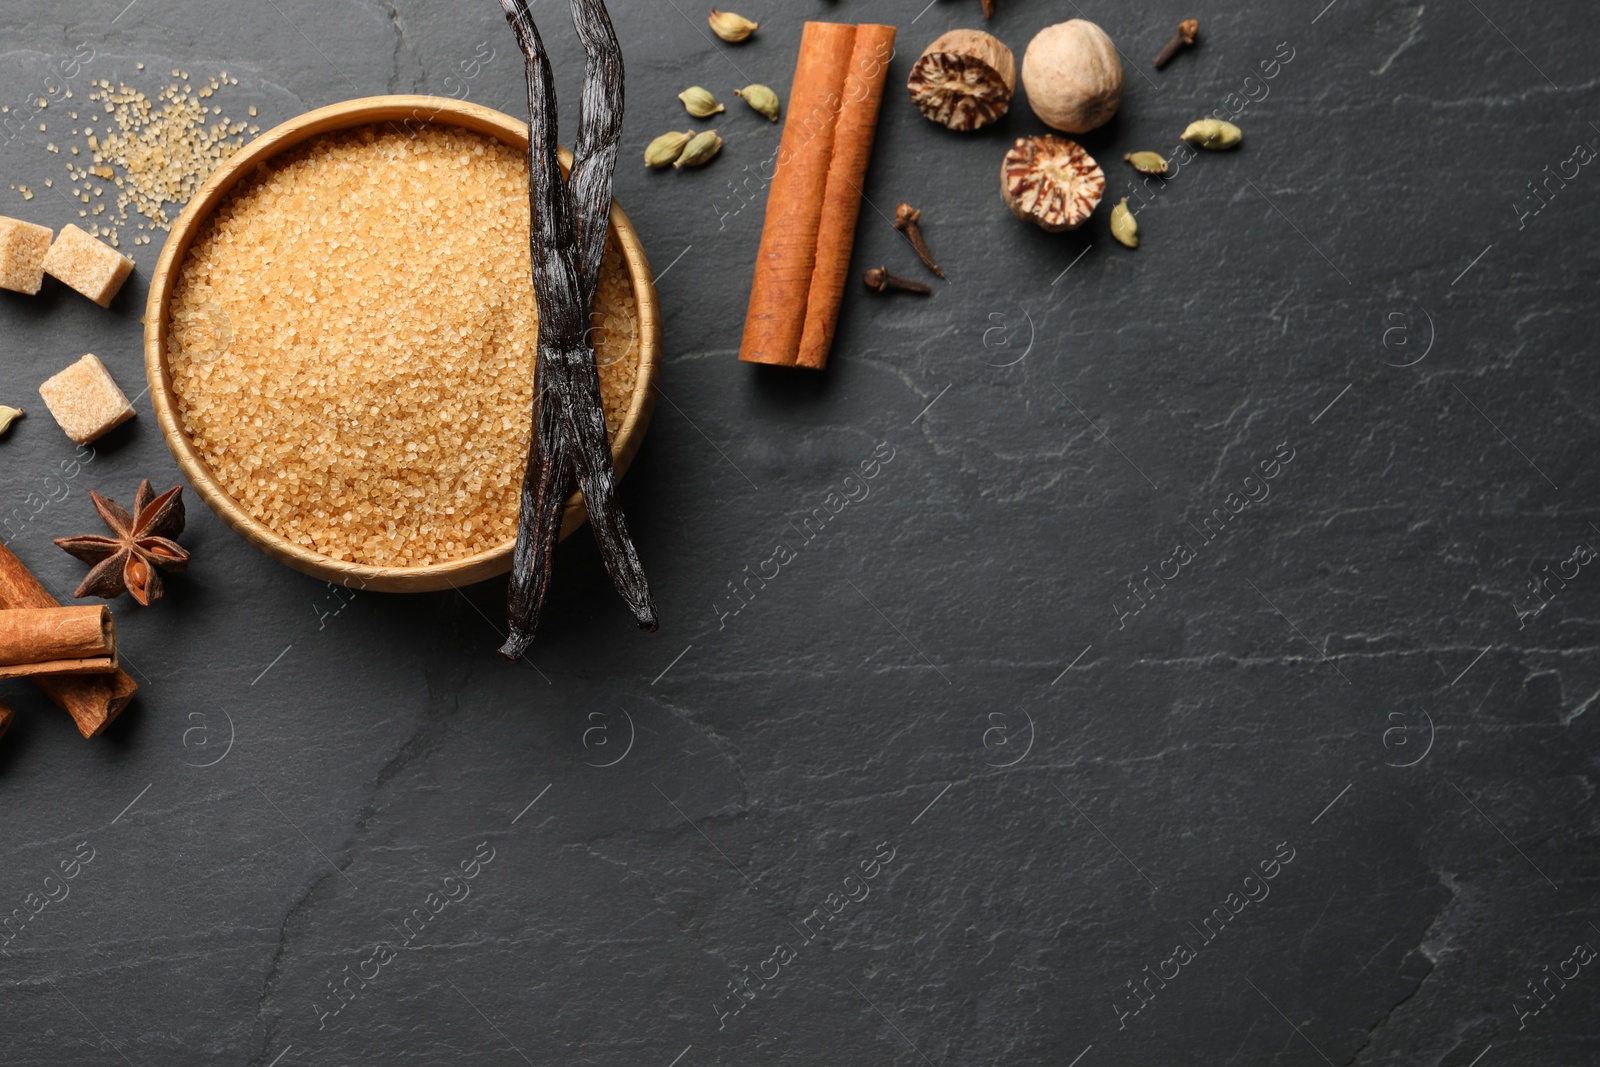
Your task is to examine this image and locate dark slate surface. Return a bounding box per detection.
[2,1,1597,1064]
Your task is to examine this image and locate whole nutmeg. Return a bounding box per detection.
[1021,19,1124,134]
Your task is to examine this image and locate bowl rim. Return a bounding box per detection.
[143,94,661,593]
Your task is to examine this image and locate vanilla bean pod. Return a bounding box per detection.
[498,0,656,660]
[562,0,657,630]
[499,0,574,658]
[568,0,623,301]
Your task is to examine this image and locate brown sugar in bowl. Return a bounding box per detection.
[144,96,660,593]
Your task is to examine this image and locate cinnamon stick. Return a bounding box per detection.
[739,21,861,368]
[0,542,135,737]
[0,605,118,679]
[797,23,897,370]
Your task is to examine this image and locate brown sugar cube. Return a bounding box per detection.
[0,215,54,295]
[38,354,135,445]
[41,224,134,307]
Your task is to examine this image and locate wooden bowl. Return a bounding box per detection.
[144,96,660,593]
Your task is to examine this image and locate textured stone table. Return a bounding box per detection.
[1,2,1597,1064]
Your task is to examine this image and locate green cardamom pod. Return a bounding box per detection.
[0,405,23,437]
[1124,151,1169,176]
[1110,198,1139,248]
[1181,118,1242,150]
[678,86,725,118]
[709,9,758,43]
[644,130,695,168]
[674,129,724,169]
[735,84,780,122]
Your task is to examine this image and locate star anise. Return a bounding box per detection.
[55,480,189,606]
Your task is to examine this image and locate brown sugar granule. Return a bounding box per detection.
[39,354,135,445]
[168,124,642,569]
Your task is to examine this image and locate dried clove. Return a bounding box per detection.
[981,0,995,17]
[893,202,945,279]
[1153,19,1199,69]
[863,266,931,295]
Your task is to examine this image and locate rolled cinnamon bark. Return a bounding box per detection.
[0,542,136,737]
[797,23,898,370]
[0,605,118,679]
[739,22,861,368]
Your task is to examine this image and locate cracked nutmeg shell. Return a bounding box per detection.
[907,29,1016,132]
[1001,135,1106,233]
